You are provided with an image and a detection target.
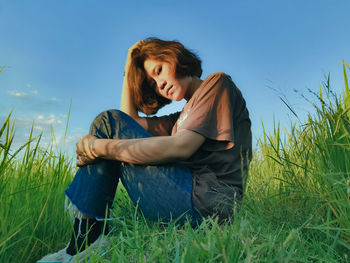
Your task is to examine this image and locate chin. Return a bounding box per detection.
[172,92,185,101]
[172,95,184,101]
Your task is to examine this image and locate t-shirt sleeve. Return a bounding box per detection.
[179,73,236,149]
[145,112,180,136]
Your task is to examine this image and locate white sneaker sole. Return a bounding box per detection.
[37,235,110,263]
[71,235,110,262]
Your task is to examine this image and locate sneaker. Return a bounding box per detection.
[37,217,110,263]
[36,244,72,263]
[36,234,110,263]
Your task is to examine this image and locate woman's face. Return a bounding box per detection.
[143,58,193,101]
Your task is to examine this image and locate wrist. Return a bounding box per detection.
[92,139,115,159]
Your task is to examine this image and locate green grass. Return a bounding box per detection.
[1,63,350,262]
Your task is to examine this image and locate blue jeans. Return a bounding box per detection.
[65,110,203,225]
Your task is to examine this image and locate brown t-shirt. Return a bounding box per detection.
[146,72,252,221]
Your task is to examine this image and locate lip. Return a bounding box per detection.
[165,85,173,96]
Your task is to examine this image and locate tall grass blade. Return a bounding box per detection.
[279,96,298,119]
[341,61,350,119]
[64,98,72,140]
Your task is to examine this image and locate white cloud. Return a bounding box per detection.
[0,112,78,159]
[8,90,27,98]
[25,83,38,95]
[35,114,63,125]
[35,125,44,131]
[9,114,64,134]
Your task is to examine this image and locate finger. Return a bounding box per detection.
[76,135,91,158]
[77,155,93,167]
[76,154,84,163]
[76,137,84,155]
[76,155,82,167]
[77,155,89,167]
[82,136,95,160]
[88,137,98,158]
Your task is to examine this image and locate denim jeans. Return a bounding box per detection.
[65,110,203,225]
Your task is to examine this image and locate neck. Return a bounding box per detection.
[184,76,203,101]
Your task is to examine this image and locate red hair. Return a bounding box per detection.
[127,38,202,115]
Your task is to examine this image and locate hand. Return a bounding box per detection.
[125,40,145,70]
[76,134,98,167]
[128,40,145,55]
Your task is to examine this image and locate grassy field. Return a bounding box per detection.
[1,63,350,262]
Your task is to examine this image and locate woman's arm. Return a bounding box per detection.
[76,129,205,166]
[120,41,148,130]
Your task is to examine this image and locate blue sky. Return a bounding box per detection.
[1,0,350,155]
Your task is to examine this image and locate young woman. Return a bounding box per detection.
[37,38,252,262]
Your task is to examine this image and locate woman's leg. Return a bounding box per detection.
[65,110,202,223]
[120,163,202,225]
[38,110,202,261]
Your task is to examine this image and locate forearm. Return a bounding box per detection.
[93,136,182,165]
[120,47,148,130]
[76,129,205,167]
[121,60,139,119]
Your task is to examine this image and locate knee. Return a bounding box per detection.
[89,110,119,138]
[89,110,131,138]
[92,110,123,124]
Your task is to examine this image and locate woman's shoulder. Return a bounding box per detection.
[201,72,234,89]
[202,72,232,83]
